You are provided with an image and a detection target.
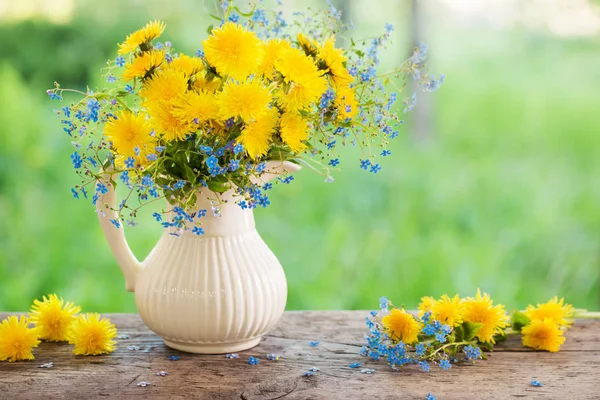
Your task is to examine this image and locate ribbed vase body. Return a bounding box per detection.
[134,191,287,353]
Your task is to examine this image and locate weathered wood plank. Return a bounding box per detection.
[0,312,598,399]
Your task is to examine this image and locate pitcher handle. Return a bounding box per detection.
[96,169,142,292]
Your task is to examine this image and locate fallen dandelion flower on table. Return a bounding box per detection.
[0,315,41,362]
[67,313,117,356]
[29,294,80,342]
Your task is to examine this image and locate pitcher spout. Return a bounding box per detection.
[96,169,143,292]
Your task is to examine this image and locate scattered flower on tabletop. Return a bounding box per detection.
[531,380,543,387]
[363,291,504,372]
[49,1,443,235]
[127,345,141,351]
[168,355,181,361]
[67,313,117,356]
[137,381,151,388]
[266,353,279,361]
[302,371,315,377]
[438,358,451,370]
[461,289,509,344]
[309,340,320,347]
[524,297,573,326]
[379,296,389,310]
[226,353,240,359]
[463,344,483,361]
[308,367,320,372]
[514,297,574,352]
[0,316,41,362]
[39,362,54,368]
[360,368,375,374]
[117,334,130,340]
[29,294,81,342]
[156,371,168,377]
[521,319,565,352]
[418,296,437,318]
[430,294,464,327]
[349,362,361,369]
[426,394,436,400]
[248,356,260,365]
[381,307,422,344]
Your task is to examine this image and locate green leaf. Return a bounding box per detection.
[206,24,215,35]
[462,321,484,342]
[207,180,229,193]
[511,310,531,333]
[183,164,196,184]
[454,324,465,342]
[479,341,494,352]
[493,330,508,343]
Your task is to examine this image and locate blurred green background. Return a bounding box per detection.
[0,0,598,312]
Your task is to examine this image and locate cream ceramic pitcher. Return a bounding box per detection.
[96,160,300,353]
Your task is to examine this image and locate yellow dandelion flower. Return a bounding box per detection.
[146,101,191,142]
[381,308,422,344]
[320,36,353,86]
[67,313,117,356]
[334,84,358,120]
[193,72,221,93]
[29,294,80,342]
[418,296,437,317]
[216,80,272,122]
[524,297,573,326]
[203,22,264,81]
[118,20,166,55]
[297,33,319,57]
[259,38,292,78]
[431,294,464,327]
[237,108,278,159]
[462,290,509,343]
[173,90,219,125]
[0,316,40,362]
[167,54,204,77]
[140,68,189,103]
[122,50,165,81]
[279,112,310,153]
[275,47,328,111]
[103,110,155,158]
[522,318,566,352]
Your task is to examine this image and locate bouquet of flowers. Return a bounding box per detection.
[48,0,443,234]
[362,292,576,372]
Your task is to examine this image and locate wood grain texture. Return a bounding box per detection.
[0,311,598,399]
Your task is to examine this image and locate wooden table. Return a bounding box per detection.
[1,311,599,399]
